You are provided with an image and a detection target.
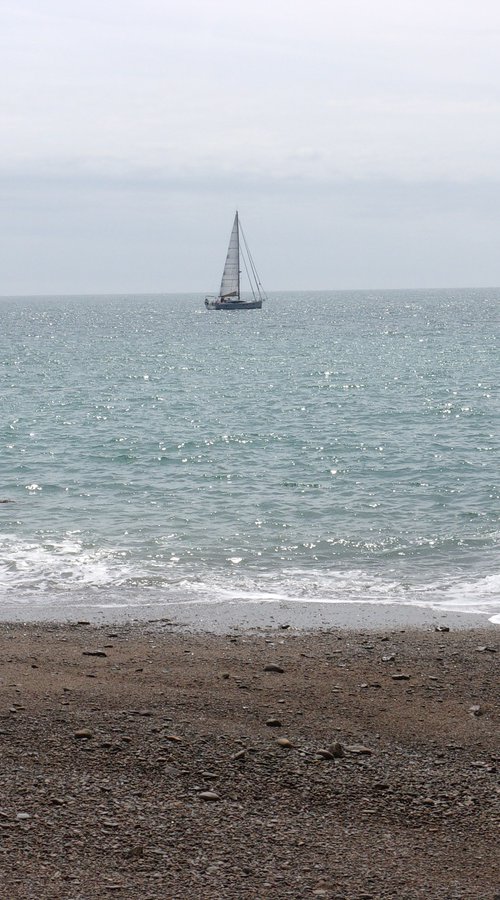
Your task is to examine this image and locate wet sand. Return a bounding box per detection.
[0,618,498,898]
[0,597,496,631]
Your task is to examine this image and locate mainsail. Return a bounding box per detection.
[219,212,240,298]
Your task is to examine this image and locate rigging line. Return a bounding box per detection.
[242,231,266,299]
[239,222,267,300]
[241,244,257,301]
[240,225,259,287]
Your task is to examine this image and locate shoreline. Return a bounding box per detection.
[0,597,497,632]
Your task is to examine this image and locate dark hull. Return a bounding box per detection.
[205,299,262,310]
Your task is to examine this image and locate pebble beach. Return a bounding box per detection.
[0,616,498,899]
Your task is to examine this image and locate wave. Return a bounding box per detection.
[1,534,499,623]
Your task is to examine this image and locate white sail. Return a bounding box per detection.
[219,212,240,298]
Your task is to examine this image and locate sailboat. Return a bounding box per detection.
[205,211,267,310]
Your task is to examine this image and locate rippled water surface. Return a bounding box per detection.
[0,290,499,620]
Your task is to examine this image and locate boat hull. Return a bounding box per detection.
[204,298,262,310]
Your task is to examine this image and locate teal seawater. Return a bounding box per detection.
[0,290,499,621]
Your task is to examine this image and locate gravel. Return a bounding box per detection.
[0,622,498,899]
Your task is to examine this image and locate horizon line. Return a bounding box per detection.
[1,285,500,301]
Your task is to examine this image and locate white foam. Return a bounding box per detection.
[1,534,499,623]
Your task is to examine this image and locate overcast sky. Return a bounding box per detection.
[2,0,500,294]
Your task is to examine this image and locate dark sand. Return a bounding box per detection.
[0,616,498,899]
[0,619,500,900]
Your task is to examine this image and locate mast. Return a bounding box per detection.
[236,210,240,301]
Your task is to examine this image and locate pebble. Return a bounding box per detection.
[469,705,483,717]
[276,738,293,748]
[265,718,282,727]
[82,650,107,658]
[123,846,144,860]
[344,744,373,755]
[74,728,93,739]
[330,742,345,758]
[316,749,334,760]
[264,664,285,673]
[231,750,246,761]
[476,646,497,653]
[391,673,410,680]
[199,791,220,801]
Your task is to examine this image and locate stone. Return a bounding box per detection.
[475,646,497,653]
[344,744,373,755]
[123,846,144,860]
[264,664,285,673]
[199,791,220,801]
[265,718,282,727]
[316,749,334,760]
[82,650,107,658]
[276,738,293,748]
[231,750,246,761]
[330,742,345,758]
[469,705,483,717]
[74,728,93,739]
[391,673,410,680]
[435,625,450,632]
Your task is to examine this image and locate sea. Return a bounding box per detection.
[0,289,499,624]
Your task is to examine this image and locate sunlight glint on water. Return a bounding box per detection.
[0,290,499,620]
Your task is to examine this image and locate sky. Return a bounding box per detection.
[2,0,500,294]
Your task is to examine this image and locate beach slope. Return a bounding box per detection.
[0,622,498,898]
